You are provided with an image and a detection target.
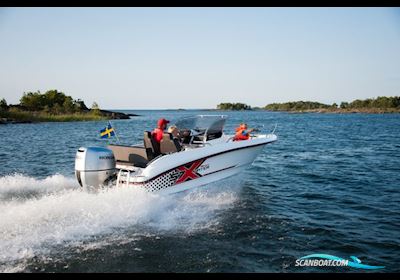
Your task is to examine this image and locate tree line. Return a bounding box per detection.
[216,102,252,110]
[339,96,400,109]
[216,96,400,111]
[264,101,333,111]
[0,90,101,115]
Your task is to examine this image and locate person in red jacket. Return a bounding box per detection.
[152,118,170,143]
[233,123,255,141]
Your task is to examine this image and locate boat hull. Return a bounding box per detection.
[120,139,273,194]
[156,145,265,195]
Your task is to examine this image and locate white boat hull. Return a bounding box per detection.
[119,136,275,194]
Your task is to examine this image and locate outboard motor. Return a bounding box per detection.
[75,147,116,189]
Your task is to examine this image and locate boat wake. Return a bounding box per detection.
[0,173,239,272]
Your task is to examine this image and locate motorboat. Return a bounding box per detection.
[74,115,277,194]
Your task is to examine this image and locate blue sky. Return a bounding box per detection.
[0,7,399,109]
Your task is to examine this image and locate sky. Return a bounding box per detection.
[0,7,399,109]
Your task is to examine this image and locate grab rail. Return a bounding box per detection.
[271,123,278,134]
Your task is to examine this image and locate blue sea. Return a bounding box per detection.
[0,110,399,272]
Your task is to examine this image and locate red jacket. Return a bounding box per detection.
[152,128,164,143]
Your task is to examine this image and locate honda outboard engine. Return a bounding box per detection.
[75,147,116,189]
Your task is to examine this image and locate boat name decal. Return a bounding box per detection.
[196,163,210,172]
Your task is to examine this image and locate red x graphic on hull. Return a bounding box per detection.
[175,159,205,184]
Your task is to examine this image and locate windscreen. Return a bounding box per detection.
[174,115,227,134]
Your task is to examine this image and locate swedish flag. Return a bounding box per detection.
[100,123,115,139]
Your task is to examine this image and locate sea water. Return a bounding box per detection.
[0,110,399,272]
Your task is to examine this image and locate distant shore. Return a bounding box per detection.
[2,93,399,125]
[216,97,400,114]
[0,109,135,124]
[212,107,400,114]
[267,108,400,114]
[0,90,137,124]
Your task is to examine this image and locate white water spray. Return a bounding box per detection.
[0,174,239,272]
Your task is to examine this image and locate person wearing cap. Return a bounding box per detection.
[152,118,170,143]
[233,123,255,141]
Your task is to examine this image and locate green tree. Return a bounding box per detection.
[0,98,8,111]
[91,102,99,110]
[62,96,75,113]
[217,102,251,110]
[340,102,349,109]
[20,91,45,111]
[20,89,74,112]
[264,101,330,111]
[18,89,92,114]
[349,99,364,108]
[91,102,101,116]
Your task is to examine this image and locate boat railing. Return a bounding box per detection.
[271,123,278,134]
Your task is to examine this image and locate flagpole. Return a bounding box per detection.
[108,120,121,143]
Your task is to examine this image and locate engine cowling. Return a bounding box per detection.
[75,147,116,189]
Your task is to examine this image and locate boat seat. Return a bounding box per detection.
[108,144,149,168]
[160,133,182,154]
[143,131,161,160]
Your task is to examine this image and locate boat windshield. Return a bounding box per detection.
[174,115,227,140]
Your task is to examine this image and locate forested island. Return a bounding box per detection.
[217,102,252,110]
[216,96,400,113]
[0,90,131,124]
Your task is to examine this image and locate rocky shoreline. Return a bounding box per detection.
[98,109,132,119]
[0,118,32,124]
[0,110,138,125]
